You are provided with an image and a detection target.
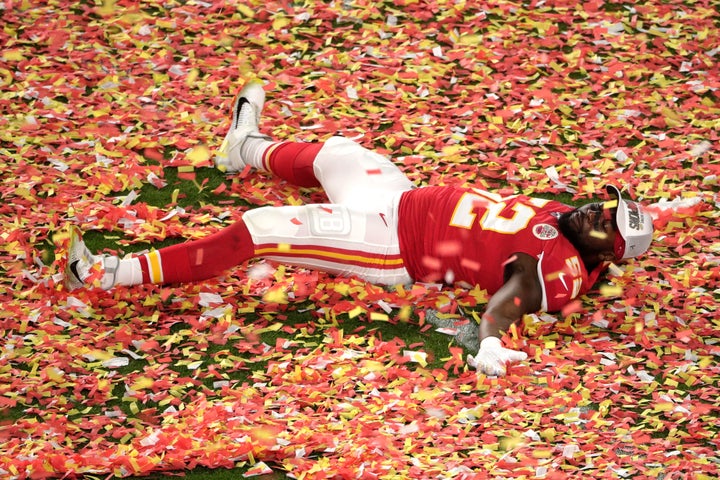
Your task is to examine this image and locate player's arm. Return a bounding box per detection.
[480,252,543,339]
[468,252,543,375]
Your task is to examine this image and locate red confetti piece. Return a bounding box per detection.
[460,258,481,271]
[502,254,518,267]
[435,240,462,257]
[560,299,583,317]
[211,182,227,195]
[421,255,441,270]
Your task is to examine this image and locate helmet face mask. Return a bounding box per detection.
[606,185,654,260]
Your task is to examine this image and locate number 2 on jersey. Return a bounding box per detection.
[449,190,549,234]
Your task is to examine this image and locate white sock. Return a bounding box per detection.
[107,256,144,288]
[241,135,276,170]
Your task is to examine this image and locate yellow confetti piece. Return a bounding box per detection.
[599,284,623,297]
[262,288,288,304]
[499,435,524,451]
[360,361,385,372]
[441,144,463,156]
[2,49,24,61]
[96,0,117,15]
[234,3,254,17]
[508,322,520,340]
[412,388,442,401]
[45,367,64,383]
[540,428,557,442]
[532,449,553,458]
[654,402,674,412]
[256,323,283,333]
[94,143,123,157]
[404,350,427,367]
[186,145,211,165]
[130,377,154,391]
[272,16,291,30]
[0,68,13,87]
[457,34,482,45]
[185,68,199,86]
[287,196,303,206]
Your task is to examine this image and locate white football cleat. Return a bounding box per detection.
[64,227,100,291]
[64,227,118,291]
[214,80,269,173]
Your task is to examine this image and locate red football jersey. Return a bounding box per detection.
[397,186,604,312]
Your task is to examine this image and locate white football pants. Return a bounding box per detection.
[243,137,415,285]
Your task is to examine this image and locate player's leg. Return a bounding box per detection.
[241,201,411,285]
[213,79,324,186]
[213,80,273,174]
[64,218,257,290]
[213,82,413,202]
[244,140,325,188]
[223,135,414,207]
[64,200,411,290]
[310,137,414,206]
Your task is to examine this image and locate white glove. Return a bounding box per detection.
[467,337,527,376]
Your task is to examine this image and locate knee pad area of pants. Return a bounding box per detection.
[244,205,356,240]
[243,207,295,236]
[308,205,351,236]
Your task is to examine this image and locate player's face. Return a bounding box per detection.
[558,202,618,259]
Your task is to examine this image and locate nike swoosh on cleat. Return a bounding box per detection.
[233,97,250,129]
[69,260,82,282]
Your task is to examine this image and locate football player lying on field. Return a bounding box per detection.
[65,80,654,376]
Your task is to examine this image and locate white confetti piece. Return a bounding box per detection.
[403,350,427,366]
[102,357,130,369]
[199,292,224,307]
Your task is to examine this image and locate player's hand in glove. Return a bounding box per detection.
[467,337,527,376]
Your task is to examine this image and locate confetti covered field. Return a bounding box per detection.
[1,0,719,478]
